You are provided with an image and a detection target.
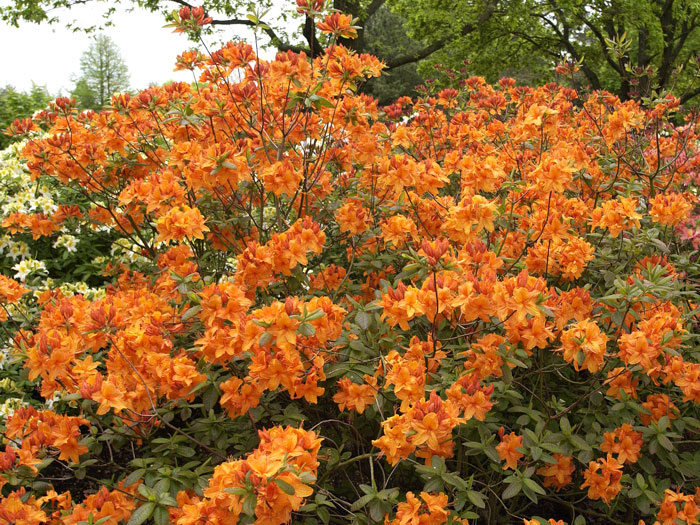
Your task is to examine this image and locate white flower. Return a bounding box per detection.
[12,258,47,281]
[12,260,30,280]
[54,234,79,253]
[17,242,29,259]
[0,398,25,422]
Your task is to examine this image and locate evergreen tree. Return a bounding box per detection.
[71,34,129,110]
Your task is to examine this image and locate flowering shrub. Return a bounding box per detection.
[1,6,700,524]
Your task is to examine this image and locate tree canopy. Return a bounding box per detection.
[395,0,700,103]
[3,0,700,102]
[70,34,130,110]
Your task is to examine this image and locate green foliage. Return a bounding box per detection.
[394,0,700,102]
[0,84,51,149]
[362,5,424,104]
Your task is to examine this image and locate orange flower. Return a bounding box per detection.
[316,13,357,39]
[604,367,638,400]
[156,204,209,243]
[655,489,699,525]
[0,276,28,321]
[650,193,694,226]
[261,158,303,198]
[591,197,642,238]
[333,375,377,414]
[558,319,608,373]
[640,393,679,426]
[581,454,624,504]
[537,454,575,490]
[386,492,450,525]
[496,431,523,470]
[335,200,370,236]
[600,424,643,464]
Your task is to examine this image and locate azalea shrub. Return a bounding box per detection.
[1,5,700,525]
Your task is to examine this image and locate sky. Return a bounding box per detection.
[0,3,282,96]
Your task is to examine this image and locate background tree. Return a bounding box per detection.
[0,83,51,149]
[361,5,424,104]
[393,0,700,102]
[71,34,130,110]
[5,0,700,103]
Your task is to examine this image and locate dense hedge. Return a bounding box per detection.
[1,8,700,525]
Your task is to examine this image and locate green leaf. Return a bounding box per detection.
[242,493,257,516]
[224,487,249,496]
[569,435,591,451]
[530,446,542,462]
[502,480,522,499]
[122,469,145,487]
[351,493,375,511]
[181,305,201,321]
[355,311,371,330]
[202,385,219,412]
[127,502,155,525]
[298,322,315,337]
[259,331,273,346]
[560,416,571,434]
[657,434,673,451]
[153,506,170,525]
[523,478,546,495]
[466,490,486,509]
[312,96,336,109]
[273,478,295,495]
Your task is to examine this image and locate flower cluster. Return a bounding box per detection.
[170,426,321,524]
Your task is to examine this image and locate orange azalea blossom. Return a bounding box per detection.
[0,275,29,321]
[496,430,523,470]
[581,454,624,504]
[170,425,321,525]
[443,194,497,244]
[604,367,639,400]
[0,488,49,525]
[62,483,138,525]
[445,374,494,421]
[537,453,575,490]
[655,489,700,525]
[650,193,694,226]
[600,424,643,464]
[22,277,207,416]
[4,408,89,467]
[640,393,679,426]
[381,215,419,247]
[334,374,378,414]
[675,361,700,404]
[335,199,371,235]
[379,282,425,331]
[558,319,608,373]
[372,392,464,465]
[309,264,347,291]
[316,12,358,39]
[590,197,642,237]
[524,520,565,525]
[384,346,426,411]
[492,270,548,324]
[155,204,209,243]
[385,491,468,525]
